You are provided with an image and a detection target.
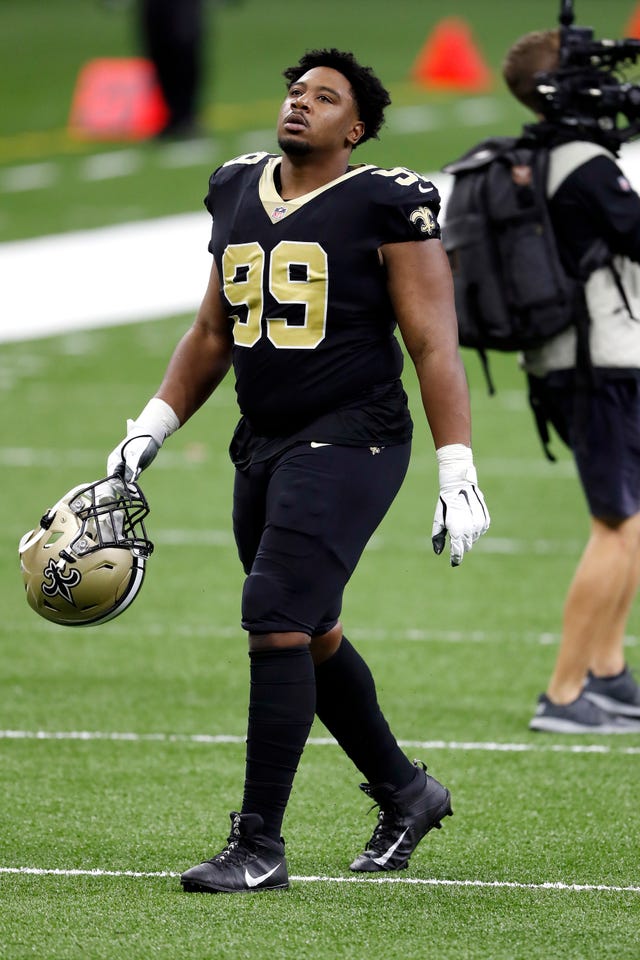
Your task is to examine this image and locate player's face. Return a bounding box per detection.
[277,66,364,157]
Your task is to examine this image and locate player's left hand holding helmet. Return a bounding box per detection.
[431,444,490,567]
[18,476,154,626]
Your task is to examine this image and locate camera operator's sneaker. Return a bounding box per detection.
[529,692,640,733]
[349,760,453,872]
[181,812,289,894]
[583,665,640,717]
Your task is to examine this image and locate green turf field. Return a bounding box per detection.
[2,1,640,958]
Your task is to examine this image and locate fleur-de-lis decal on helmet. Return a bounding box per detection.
[41,559,82,605]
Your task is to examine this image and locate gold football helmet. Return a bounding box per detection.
[19,476,153,627]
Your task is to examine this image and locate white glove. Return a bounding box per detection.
[432,444,490,567]
[107,398,180,483]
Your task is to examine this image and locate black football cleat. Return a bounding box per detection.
[181,812,289,894]
[349,760,453,872]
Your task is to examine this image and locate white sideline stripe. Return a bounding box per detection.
[0,213,212,343]
[2,730,639,754]
[3,142,640,343]
[1,866,638,893]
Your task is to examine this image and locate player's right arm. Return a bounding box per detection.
[107,259,233,482]
[156,258,233,422]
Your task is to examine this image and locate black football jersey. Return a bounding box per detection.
[204,152,441,446]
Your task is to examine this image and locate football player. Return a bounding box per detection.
[108,48,490,893]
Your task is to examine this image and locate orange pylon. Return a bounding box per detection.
[625,3,640,37]
[68,59,169,141]
[411,18,492,92]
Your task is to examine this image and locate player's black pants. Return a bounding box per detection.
[232,441,412,838]
[233,441,411,635]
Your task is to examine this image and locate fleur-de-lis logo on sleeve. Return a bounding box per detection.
[410,205,437,235]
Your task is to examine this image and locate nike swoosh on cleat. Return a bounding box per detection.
[372,828,409,867]
[244,863,281,888]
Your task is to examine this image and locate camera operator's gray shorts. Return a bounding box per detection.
[528,371,640,521]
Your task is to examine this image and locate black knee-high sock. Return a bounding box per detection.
[314,636,414,788]
[242,646,316,840]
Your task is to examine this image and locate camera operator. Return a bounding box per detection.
[503,26,640,732]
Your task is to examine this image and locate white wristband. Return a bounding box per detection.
[436,443,477,487]
[129,397,180,445]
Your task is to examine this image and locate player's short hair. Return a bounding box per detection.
[502,29,561,113]
[282,48,391,146]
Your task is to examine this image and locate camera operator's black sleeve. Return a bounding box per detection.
[549,154,640,274]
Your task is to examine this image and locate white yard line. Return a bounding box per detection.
[1,865,638,893]
[0,447,579,478]
[80,150,141,181]
[1,162,57,192]
[8,616,638,648]
[1,729,639,753]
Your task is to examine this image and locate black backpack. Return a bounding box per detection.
[441,136,583,394]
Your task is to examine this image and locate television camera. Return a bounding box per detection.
[536,0,640,143]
